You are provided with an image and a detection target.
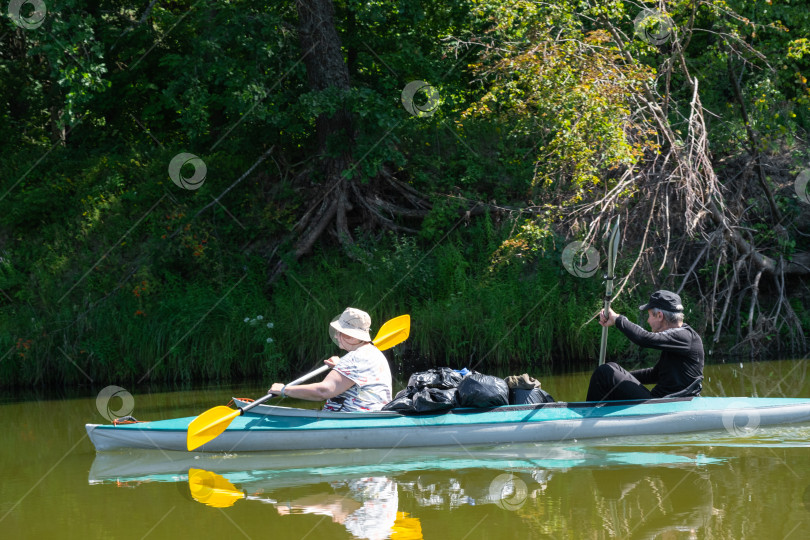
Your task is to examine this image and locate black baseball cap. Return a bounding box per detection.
[639,290,684,312]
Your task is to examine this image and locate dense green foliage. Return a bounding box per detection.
[1,1,808,387]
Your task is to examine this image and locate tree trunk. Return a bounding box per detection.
[296,0,353,155]
[268,0,354,282]
[268,1,434,284]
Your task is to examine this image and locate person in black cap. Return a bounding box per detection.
[586,290,704,401]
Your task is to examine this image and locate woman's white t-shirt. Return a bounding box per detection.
[324,344,392,412]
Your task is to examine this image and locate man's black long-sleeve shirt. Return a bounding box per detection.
[615,315,705,397]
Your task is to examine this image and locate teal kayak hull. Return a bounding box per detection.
[85,396,810,452]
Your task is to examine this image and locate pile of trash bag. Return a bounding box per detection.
[384,368,510,412]
[383,367,463,412]
[382,368,554,413]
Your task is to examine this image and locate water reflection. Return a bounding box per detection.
[89,445,721,539]
[590,467,711,539]
[276,477,402,540]
[180,465,711,539]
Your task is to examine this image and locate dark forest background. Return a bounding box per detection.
[1,0,809,388]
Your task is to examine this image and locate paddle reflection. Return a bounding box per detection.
[188,468,276,508]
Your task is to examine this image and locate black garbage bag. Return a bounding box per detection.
[413,387,457,412]
[456,372,509,408]
[407,367,465,390]
[383,367,466,413]
[509,387,555,405]
[382,390,415,411]
[383,386,457,412]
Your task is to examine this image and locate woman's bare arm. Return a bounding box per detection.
[269,369,354,401]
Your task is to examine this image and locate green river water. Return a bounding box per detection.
[1,359,809,539]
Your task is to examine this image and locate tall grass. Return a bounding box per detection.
[0,170,651,388]
[261,226,629,379]
[0,240,672,389]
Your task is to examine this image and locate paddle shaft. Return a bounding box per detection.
[598,289,614,366]
[239,364,330,414]
[598,219,621,366]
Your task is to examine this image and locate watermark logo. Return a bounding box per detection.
[489,473,528,511]
[721,402,760,437]
[795,168,810,205]
[8,0,46,29]
[561,241,600,278]
[634,8,675,46]
[168,152,207,190]
[401,80,440,118]
[96,385,135,422]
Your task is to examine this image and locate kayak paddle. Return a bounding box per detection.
[598,218,621,366]
[186,314,410,451]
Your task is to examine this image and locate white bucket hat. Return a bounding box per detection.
[329,307,372,345]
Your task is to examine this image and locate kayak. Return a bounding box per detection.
[85,396,810,452]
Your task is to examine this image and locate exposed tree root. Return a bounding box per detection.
[267,169,435,284]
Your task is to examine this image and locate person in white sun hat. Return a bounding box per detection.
[269,307,393,412]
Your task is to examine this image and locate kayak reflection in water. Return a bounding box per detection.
[587,290,705,401]
[274,477,413,540]
[268,307,393,412]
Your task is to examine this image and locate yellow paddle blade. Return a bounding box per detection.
[186,406,241,451]
[373,314,410,351]
[188,468,244,508]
